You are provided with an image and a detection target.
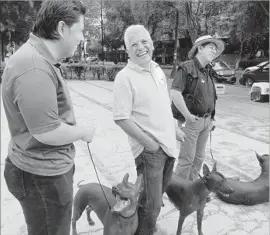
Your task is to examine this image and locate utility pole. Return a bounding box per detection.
[101,0,104,62]
[172,8,179,76]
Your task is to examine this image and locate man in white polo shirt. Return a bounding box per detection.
[113,24,185,235]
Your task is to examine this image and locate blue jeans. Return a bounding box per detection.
[134,148,175,235]
[4,157,74,235]
[175,116,213,181]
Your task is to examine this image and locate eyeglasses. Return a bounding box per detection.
[207,46,217,52]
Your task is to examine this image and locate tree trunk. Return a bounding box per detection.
[172,8,179,75]
[162,43,166,64]
[185,2,197,43]
[0,33,3,62]
[235,40,245,69]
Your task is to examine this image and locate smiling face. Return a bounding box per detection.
[59,15,85,58]
[126,30,154,66]
[198,42,218,63]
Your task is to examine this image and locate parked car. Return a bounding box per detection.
[250,82,269,102]
[211,60,236,84]
[243,61,269,73]
[86,56,99,63]
[239,61,269,87]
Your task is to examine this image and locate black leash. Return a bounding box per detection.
[209,126,216,163]
[86,142,112,210]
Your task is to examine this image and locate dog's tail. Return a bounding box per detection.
[77,180,86,188]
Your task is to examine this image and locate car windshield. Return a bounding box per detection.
[212,61,230,70]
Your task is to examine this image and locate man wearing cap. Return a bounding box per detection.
[171,35,225,199]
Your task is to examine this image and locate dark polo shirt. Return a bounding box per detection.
[171,57,217,116]
[1,33,76,176]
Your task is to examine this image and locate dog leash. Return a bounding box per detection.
[86,142,112,210]
[209,126,216,162]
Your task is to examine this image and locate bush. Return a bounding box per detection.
[89,64,124,81]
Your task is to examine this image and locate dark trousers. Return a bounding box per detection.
[4,157,74,235]
[134,148,175,235]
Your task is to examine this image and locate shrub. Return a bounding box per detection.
[89,64,124,81]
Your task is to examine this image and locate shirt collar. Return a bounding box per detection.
[27,33,59,67]
[194,56,205,71]
[127,59,158,72]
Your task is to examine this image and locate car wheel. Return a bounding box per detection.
[245,77,254,87]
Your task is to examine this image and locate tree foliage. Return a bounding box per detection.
[0,1,41,60]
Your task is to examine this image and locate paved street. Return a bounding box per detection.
[1,79,269,235]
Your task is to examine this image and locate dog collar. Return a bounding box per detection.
[198,174,211,191]
[116,207,138,219]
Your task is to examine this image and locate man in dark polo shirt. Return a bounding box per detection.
[1,1,95,234]
[171,35,225,200]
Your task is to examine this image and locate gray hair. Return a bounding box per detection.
[124,25,153,49]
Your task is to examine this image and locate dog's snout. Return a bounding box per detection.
[112,186,118,192]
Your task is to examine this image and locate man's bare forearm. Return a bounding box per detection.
[33,123,88,146]
[114,119,158,148]
[171,89,191,119]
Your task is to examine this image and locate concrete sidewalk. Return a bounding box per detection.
[68,80,269,235]
[1,80,269,235]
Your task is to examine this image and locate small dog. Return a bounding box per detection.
[72,173,143,235]
[216,152,269,205]
[166,162,234,235]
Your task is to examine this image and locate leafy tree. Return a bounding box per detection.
[0,1,41,61]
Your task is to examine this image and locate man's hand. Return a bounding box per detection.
[176,127,186,143]
[185,113,199,123]
[210,120,216,131]
[144,139,160,152]
[80,125,96,143]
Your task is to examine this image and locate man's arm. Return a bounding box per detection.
[114,119,159,151]
[171,90,191,120]
[33,123,95,146]
[171,66,198,122]
[14,69,95,145]
[113,72,159,152]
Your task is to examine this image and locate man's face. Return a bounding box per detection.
[199,43,217,62]
[126,30,153,66]
[60,15,85,58]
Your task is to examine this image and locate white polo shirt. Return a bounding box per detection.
[113,60,178,159]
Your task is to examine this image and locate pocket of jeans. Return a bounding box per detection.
[34,170,73,206]
[142,152,159,168]
[4,158,26,199]
[53,175,73,206]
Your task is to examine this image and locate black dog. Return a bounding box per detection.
[216,152,269,205]
[166,163,234,235]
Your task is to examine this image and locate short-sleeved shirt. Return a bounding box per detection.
[1,33,76,176]
[171,57,217,116]
[113,60,178,159]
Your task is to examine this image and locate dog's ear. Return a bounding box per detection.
[255,152,263,163]
[123,173,129,184]
[212,161,217,171]
[203,164,210,175]
[136,174,144,192]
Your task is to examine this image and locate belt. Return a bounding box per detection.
[193,112,211,118]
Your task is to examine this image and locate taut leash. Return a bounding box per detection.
[86,142,112,210]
